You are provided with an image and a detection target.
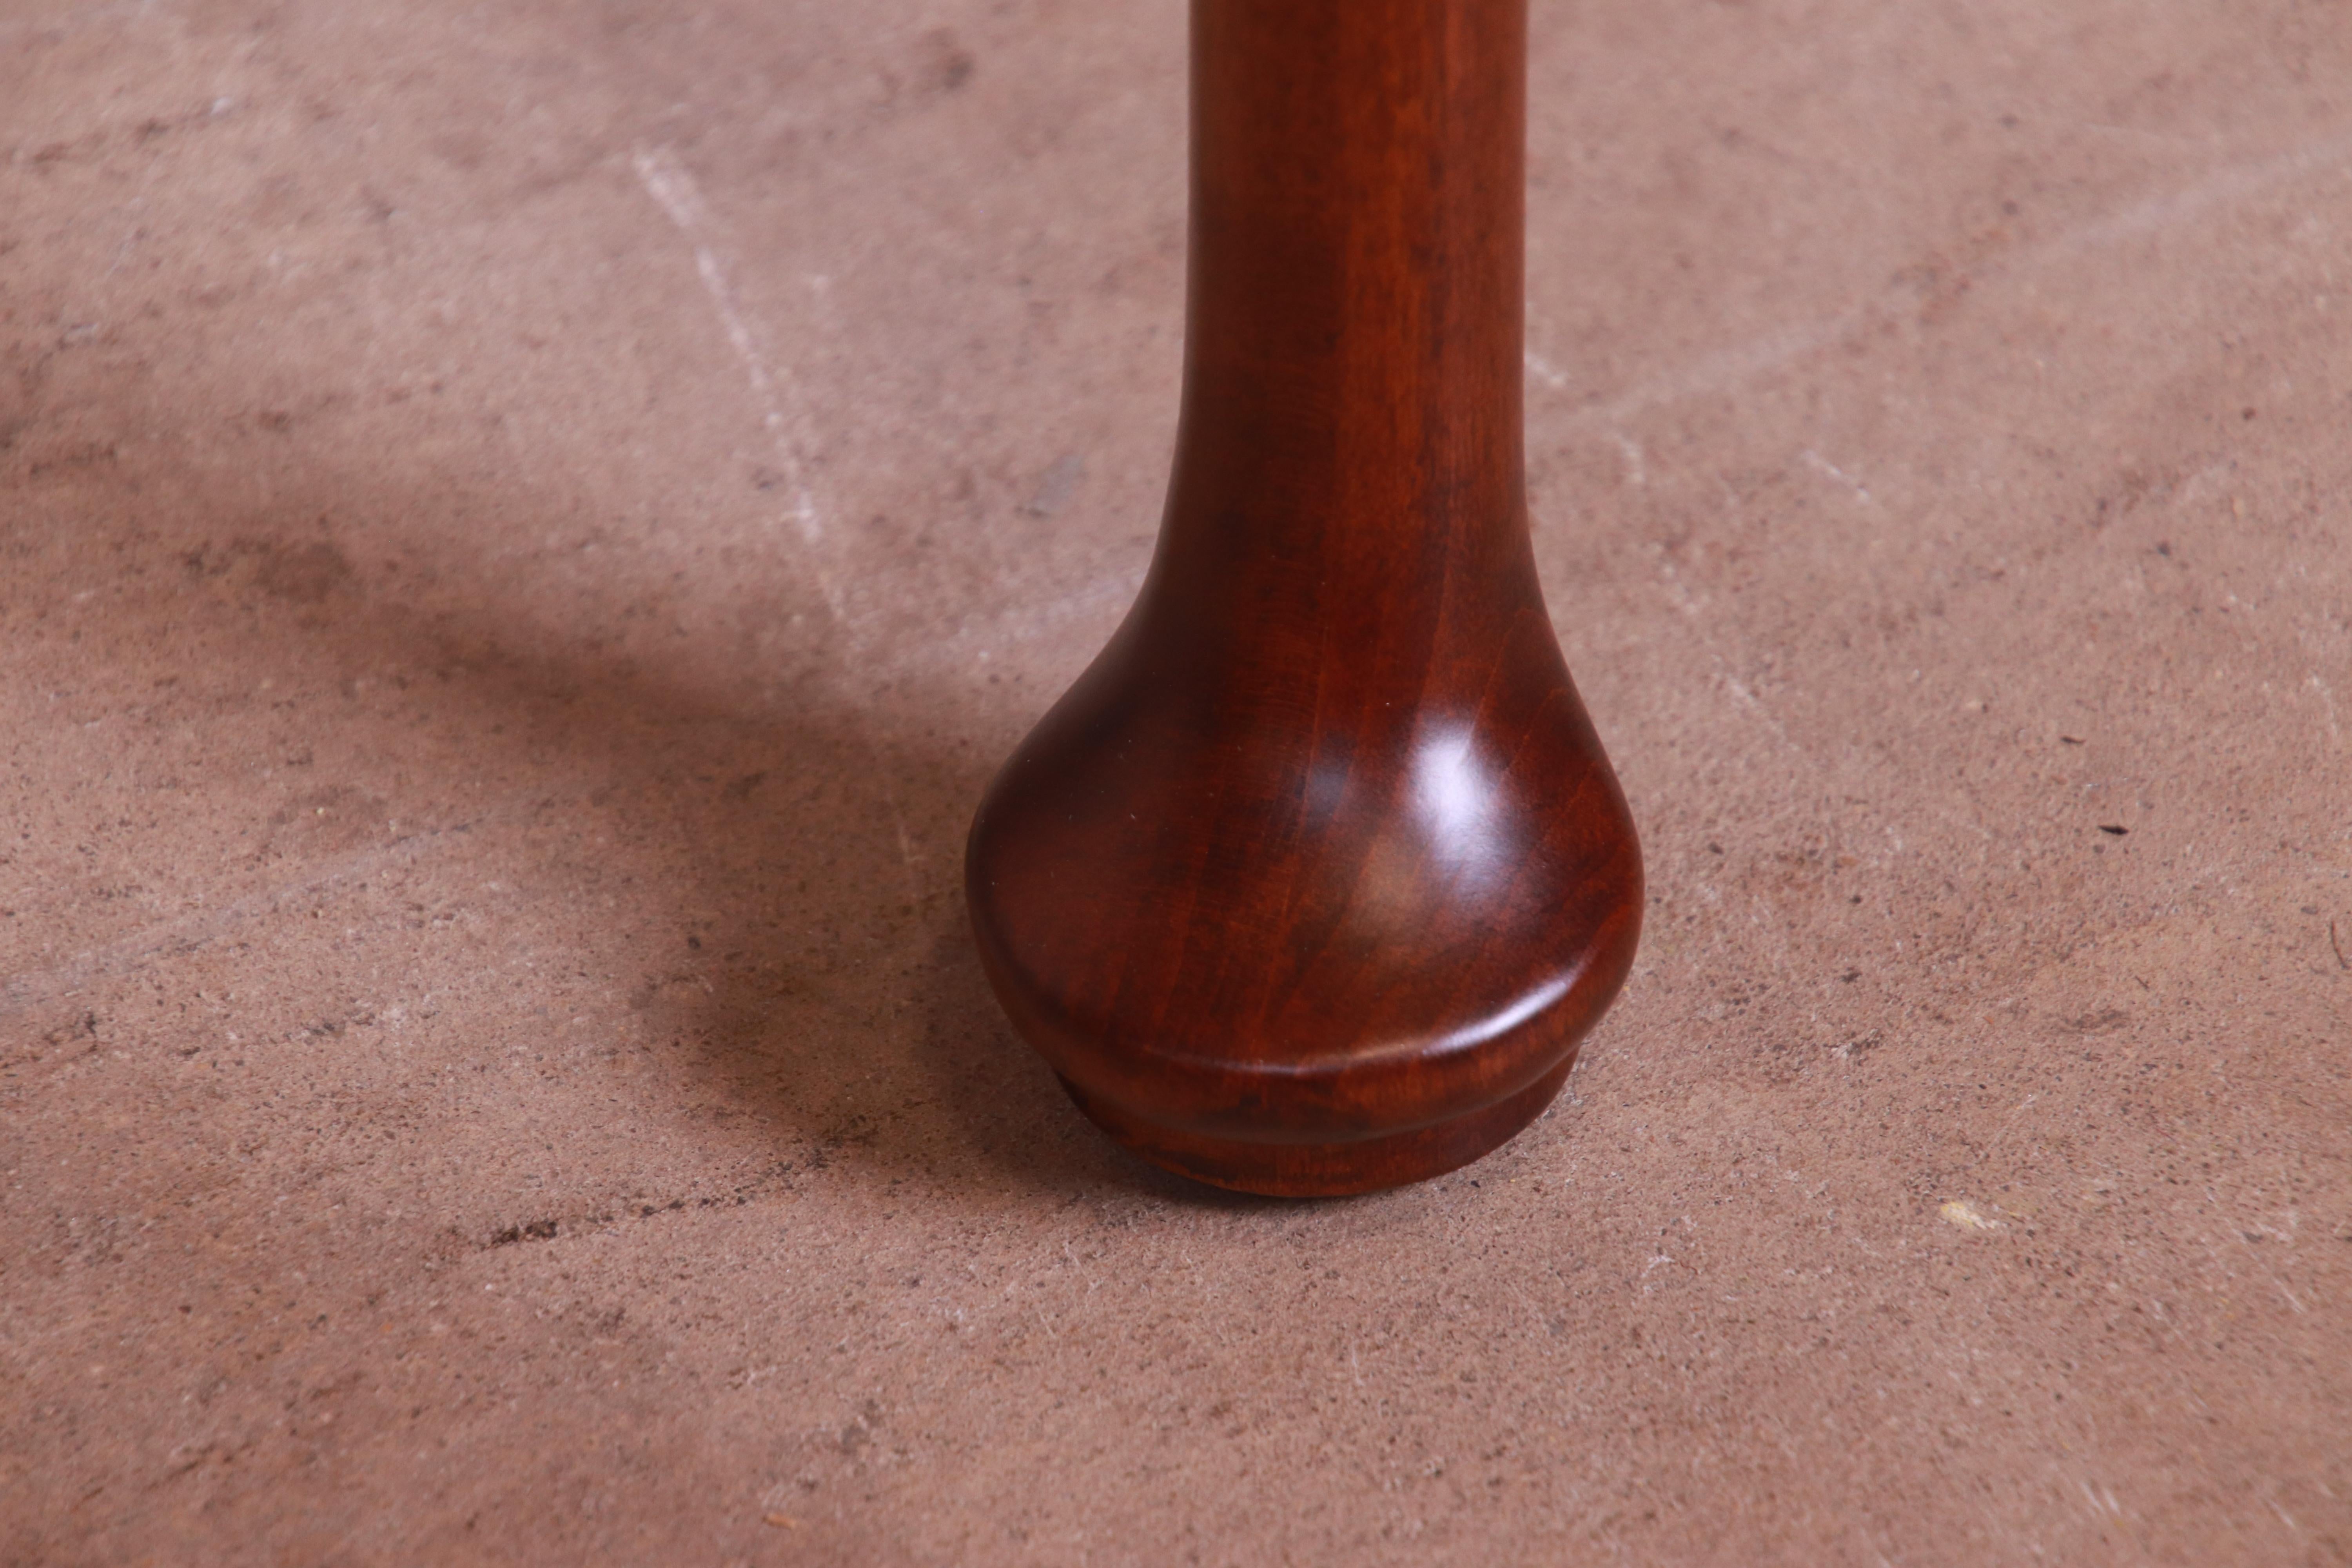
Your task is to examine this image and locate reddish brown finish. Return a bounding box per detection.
[965,0,1641,1196]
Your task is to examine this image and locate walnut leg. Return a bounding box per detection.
[965,0,1643,1196]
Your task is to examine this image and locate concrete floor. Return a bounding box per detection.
[5,0,2348,1562]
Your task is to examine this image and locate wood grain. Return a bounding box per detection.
[965,0,1642,1195]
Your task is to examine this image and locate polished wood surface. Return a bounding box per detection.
[965,0,1641,1196]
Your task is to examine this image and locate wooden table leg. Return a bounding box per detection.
[965,0,1643,1196]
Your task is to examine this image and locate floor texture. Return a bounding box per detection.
[5,1,2349,1563]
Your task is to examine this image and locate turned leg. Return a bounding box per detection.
[965,0,1642,1196]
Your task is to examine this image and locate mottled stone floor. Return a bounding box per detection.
[5,1,2348,1562]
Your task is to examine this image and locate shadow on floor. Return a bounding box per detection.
[26,450,1285,1209]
